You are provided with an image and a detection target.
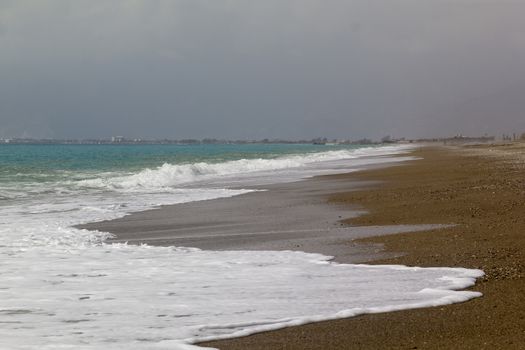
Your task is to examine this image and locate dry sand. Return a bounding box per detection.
[84,144,525,349]
[202,144,525,349]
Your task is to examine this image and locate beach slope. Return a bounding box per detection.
[202,145,525,349]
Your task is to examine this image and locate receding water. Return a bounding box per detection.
[0,143,483,350]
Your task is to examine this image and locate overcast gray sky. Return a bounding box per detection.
[1,0,524,140]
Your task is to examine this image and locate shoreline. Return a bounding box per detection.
[202,144,525,349]
[81,144,524,349]
[80,158,439,264]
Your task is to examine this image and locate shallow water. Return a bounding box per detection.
[0,144,483,349]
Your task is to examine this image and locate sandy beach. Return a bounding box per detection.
[5,3,525,349]
[81,159,443,264]
[202,144,525,349]
[84,144,525,349]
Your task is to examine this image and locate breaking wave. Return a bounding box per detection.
[78,145,412,191]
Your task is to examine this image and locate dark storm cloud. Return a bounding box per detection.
[1,0,524,140]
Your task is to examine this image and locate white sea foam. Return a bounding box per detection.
[1,245,483,350]
[78,145,414,191]
[0,144,484,349]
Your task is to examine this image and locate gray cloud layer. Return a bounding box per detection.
[1,1,525,140]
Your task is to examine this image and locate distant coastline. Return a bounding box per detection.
[0,134,502,145]
[0,137,383,145]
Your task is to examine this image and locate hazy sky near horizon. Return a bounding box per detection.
[1,0,525,140]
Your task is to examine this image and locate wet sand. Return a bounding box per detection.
[83,144,525,349]
[202,144,525,349]
[80,163,443,264]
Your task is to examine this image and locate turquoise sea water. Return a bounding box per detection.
[0,143,371,203]
[0,143,361,183]
[0,143,485,350]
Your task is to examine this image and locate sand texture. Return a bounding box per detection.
[81,172,443,264]
[202,145,525,349]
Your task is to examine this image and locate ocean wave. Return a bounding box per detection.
[78,145,412,191]
[0,142,486,350]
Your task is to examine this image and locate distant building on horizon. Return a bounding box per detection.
[111,136,125,143]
